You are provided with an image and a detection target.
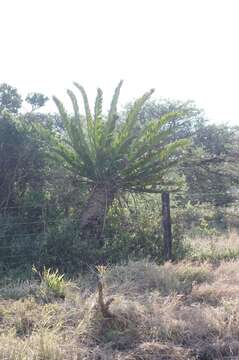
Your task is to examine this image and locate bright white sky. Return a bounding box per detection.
[0,0,238,124]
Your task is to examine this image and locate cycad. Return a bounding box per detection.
[48,81,188,239]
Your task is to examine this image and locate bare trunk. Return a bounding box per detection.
[80,184,116,242]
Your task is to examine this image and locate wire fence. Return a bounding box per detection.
[0,192,239,274]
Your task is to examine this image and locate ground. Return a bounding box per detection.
[1,250,239,360]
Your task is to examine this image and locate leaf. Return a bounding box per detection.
[94,88,103,122]
[93,88,104,149]
[52,96,70,131]
[113,89,154,155]
[67,89,94,161]
[129,112,182,161]
[104,80,123,140]
[73,82,94,143]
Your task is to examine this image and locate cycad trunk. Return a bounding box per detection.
[80,184,116,243]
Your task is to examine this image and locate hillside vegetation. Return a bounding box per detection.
[1,242,239,359]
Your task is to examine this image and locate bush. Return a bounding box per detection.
[37,204,187,273]
[3,195,236,277]
[32,266,66,301]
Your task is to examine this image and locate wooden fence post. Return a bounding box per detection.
[161,191,172,261]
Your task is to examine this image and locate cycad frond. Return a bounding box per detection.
[122,138,189,184]
[48,82,188,192]
[73,82,94,147]
[108,80,123,122]
[104,80,123,142]
[94,88,103,121]
[66,89,90,151]
[52,96,70,132]
[93,88,104,150]
[60,90,96,175]
[129,112,181,162]
[159,138,189,160]
[113,89,155,155]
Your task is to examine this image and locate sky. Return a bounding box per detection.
[0,0,238,124]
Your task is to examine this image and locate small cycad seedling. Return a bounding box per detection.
[32,265,66,301]
[95,265,115,318]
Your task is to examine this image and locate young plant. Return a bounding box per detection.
[32,265,66,300]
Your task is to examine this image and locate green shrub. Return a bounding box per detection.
[33,266,66,301]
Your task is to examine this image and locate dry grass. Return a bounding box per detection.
[1,257,239,359]
[104,260,213,296]
[124,342,192,360]
[188,229,239,261]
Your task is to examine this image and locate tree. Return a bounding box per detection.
[25,92,49,111]
[0,112,46,209]
[138,99,239,206]
[137,98,206,141]
[0,83,22,114]
[39,82,189,242]
[182,123,239,206]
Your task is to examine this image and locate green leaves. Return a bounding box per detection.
[128,112,181,162]
[73,82,94,144]
[53,94,95,179]
[103,80,123,146]
[94,88,103,122]
[48,81,188,193]
[114,88,155,152]
[94,88,104,150]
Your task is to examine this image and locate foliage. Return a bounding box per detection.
[38,82,189,195]
[0,82,238,275]
[137,98,206,139]
[138,99,239,207]
[0,112,46,209]
[32,265,66,300]
[25,92,49,111]
[182,124,239,206]
[0,83,22,114]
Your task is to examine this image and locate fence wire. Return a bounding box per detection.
[0,192,239,273]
